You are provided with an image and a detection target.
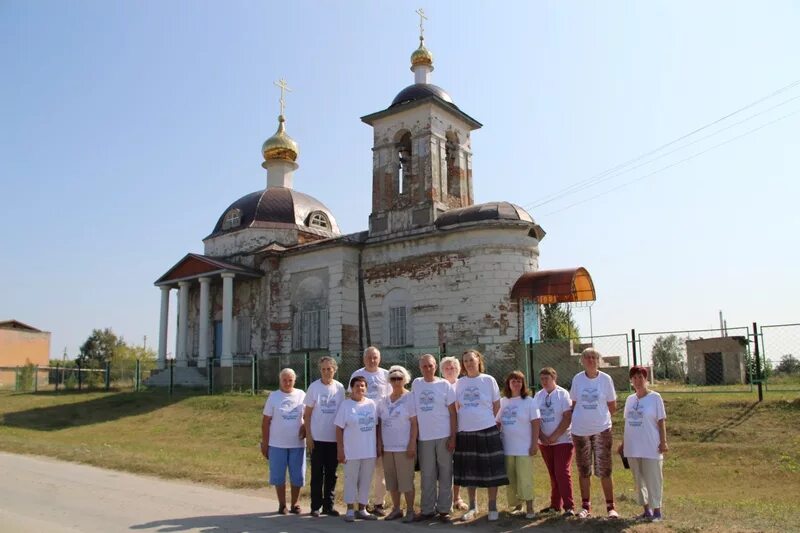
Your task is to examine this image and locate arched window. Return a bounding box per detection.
[291,276,328,350]
[307,211,330,229]
[396,131,412,195]
[222,208,241,230]
[446,131,460,197]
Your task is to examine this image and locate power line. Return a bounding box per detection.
[534,93,800,209]
[523,78,800,211]
[541,108,800,217]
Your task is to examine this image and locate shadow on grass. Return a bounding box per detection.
[698,401,759,442]
[1,390,197,431]
[132,512,646,532]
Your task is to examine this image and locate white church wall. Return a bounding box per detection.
[204,227,300,257]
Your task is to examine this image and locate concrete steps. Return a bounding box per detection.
[144,367,207,388]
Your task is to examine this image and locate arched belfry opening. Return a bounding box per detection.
[396,131,412,196]
[445,130,460,199]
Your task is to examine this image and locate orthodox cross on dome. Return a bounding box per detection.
[415,8,427,41]
[274,78,292,116]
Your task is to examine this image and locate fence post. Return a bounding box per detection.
[77,360,83,391]
[528,337,535,391]
[32,365,39,392]
[208,357,214,395]
[752,322,763,402]
[105,361,111,392]
[135,359,141,392]
[55,362,60,392]
[168,360,174,397]
[305,352,310,389]
[631,329,638,367]
[14,366,20,392]
[251,355,256,395]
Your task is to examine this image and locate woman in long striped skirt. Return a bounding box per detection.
[453,350,509,522]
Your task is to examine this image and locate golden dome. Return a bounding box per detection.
[410,38,434,70]
[261,115,299,162]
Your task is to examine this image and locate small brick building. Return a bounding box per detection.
[686,336,748,385]
[0,320,51,389]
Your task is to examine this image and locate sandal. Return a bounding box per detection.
[289,504,301,514]
[277,505,288,515]
[454,498,469,511]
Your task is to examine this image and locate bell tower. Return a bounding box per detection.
[361,10,482,237]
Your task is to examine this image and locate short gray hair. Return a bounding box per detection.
[317,356,338,371]
[440,356,461,372]
[279,368,297,379]
[388,364,411,385]
[581,348,602,360]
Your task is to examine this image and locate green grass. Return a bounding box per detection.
[1,389,799,532]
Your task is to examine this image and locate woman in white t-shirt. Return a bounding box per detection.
[261,368,306,515]
[453,350,508,522]
[619,366,668,522]
[440,356,468,512]
[303,356,345,517]
[335,375,379,522]
[378,365,418,522]
[496,370,540,519]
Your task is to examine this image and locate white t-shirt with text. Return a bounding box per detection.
[496,396,540,456]
[349,367,391,401]
[533,385,572,445]
[263,388,306,449]
[569,371,617,436]
[378,392,417,452]
[303,379,345,443]
[623,391,667,460]
[455,374,501,432]
[334,398,378,461]
[411,377,456,441]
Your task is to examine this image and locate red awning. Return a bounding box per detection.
[510,267,596,304]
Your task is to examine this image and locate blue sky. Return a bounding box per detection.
[2,1,798,360]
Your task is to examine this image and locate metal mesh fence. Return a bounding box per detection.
[637,326,753,393]
[760,323,800,391]
[528,333,631,391]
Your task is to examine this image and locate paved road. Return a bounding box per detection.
[0,452,548,533]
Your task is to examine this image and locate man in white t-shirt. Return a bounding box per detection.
[570,348,618,519]
[411,354,457,521]
[348,346,390,516]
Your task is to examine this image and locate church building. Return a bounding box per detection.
[154,23,596,373]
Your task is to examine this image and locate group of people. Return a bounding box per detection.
[260,346,668,523]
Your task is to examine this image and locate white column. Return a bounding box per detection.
[221,273,235,367]
[176,281,191,367]
[198,277,211,368]
[158,286,171,370]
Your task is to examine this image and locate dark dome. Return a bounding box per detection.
[211,188,340,236]
[390,83,455,108]
[435,202,534,228]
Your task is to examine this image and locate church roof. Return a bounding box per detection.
[207,187,340,239]
[154,253,262,285]
[435,201,534,227]
[0,320,45,332]
[390,83,453,108]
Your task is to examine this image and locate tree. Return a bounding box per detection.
[776,354,800,375]
[651,334,686,381]
[78,328,125,368]
[540,303,580,341]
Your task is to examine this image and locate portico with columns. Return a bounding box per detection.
[154,255,262,369]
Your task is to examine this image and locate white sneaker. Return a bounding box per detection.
[356,509,377,520]
[577,508,591,518]
[487,510,499,521]
[608,509,620,519]
[461,508,478,521]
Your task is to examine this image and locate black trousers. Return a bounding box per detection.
[310,440,339,511]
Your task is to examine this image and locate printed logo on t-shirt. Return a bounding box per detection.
[356,407,376,432]
[364,375,383,400]
[280,398,301,420]
[319,394,338,414]
[500,405,518,426]
[462,386,481,408]
[540,405,555,423]
[580,387,600,409]
[418,390,435,412]
[627,404,644,427]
